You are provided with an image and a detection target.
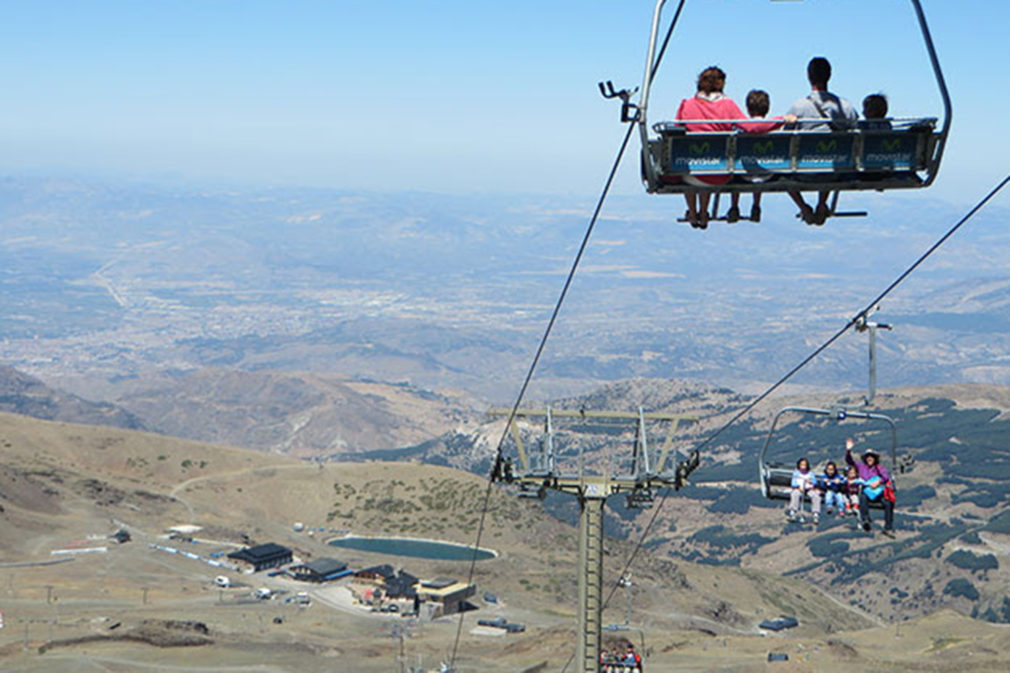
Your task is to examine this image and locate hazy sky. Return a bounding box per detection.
[0,1,1006,205]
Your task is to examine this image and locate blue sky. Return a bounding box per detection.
[0,0,1005,205]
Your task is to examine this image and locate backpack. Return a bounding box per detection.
[807,94,854,131]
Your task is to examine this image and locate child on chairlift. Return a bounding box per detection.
[789,457,822,523]
[844,465,863,516]
[727,89,785,223]
[818,460,847,517]
[860,93,892,130]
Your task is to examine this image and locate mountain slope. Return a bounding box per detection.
[395,378,1010,625]
[108,367,477,456]
[0,365,143,430]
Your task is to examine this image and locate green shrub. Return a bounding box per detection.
[807,536,850,558]
[707,488,776,514]
[946,550,999,572]
[943,578,979,601]
[984,510,1010,535]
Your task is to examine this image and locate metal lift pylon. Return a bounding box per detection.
[489,407,699,673]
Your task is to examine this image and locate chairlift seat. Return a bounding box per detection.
[646,120,938,194]
[760,464,888,510]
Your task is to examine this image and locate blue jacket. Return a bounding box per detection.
[817,472,845,493]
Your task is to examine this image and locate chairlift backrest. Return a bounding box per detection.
[647,122,937,193]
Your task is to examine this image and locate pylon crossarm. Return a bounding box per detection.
[654,417,684,474]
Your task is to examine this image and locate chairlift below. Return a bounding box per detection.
[758,406,899,511]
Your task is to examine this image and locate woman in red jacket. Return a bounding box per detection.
[675,66,746,229]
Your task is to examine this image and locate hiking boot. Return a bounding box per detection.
[726,205,740,223]
[862,520,872,533]
[750,204,761,222]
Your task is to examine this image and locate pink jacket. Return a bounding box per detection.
[675,95,746,132]
[674,95,746,185]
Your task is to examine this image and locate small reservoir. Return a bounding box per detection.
[328,536,496,561]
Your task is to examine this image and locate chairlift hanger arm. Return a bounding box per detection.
[910,0,952,186]
[758,405,898,470]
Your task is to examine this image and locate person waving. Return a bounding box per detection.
[845,437,895,536]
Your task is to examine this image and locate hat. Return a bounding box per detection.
[862,449,880,462]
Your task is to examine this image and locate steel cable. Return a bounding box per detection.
[448,119,640,670]
[594,173,1010,669]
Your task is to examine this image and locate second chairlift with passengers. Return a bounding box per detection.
[757,310,914,513]
[601,0,952,224]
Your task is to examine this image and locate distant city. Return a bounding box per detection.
[1,176,1009,405]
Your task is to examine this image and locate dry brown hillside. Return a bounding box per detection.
[0,408,1006,671]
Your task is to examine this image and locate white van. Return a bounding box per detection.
[214,575,231,588]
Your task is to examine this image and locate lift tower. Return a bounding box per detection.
[489,407,698,673]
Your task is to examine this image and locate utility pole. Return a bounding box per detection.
[490,407,698,673]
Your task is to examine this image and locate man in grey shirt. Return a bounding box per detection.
[788,57,858,224]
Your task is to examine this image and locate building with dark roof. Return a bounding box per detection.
[384,571,419,600]
[227,543,292,572]
[354,564,396,584]
[290,557,351,583]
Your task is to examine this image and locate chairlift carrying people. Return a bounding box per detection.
[601,0,952,225]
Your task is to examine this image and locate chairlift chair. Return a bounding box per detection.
[758,406,898,510]
[604,0,952,221]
